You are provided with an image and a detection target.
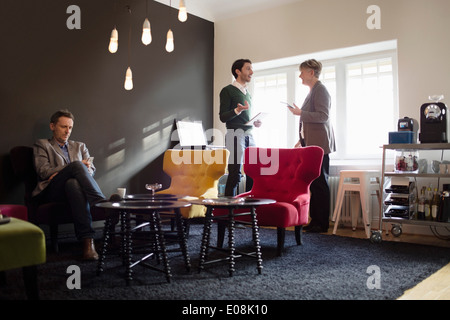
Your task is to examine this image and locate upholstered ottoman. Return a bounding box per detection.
[0,217,46,299]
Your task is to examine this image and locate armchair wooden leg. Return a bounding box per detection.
[295,225,303,245]
[276,228,285,256]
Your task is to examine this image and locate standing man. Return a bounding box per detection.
[289,59,336,233]
[219,59,261,196]
[33,109,106,260]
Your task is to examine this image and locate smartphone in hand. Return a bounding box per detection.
[280,101,294,109]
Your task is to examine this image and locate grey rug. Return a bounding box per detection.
[2,223,450,303]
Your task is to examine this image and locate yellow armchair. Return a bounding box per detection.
[158,148,229,219]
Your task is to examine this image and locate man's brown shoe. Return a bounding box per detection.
[82,238,99,260]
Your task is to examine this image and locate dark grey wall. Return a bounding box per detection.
[0,0,214,203]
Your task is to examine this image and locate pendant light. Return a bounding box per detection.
[166,0,174,53]
[165,29,174,52]
[124,6,133,90]
[124,67,133,90]
[108,27,118,53]
[141,0,152,45]
[108,3,118,53]
[178,0,187,22]
[142,18,152,45]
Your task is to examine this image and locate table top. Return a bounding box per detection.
[95,200,191,211]
[124,193,179,200]
[189,197,275,207]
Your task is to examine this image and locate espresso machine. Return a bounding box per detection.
[419,96,448,143]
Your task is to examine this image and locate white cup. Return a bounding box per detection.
[439,164,447,174]
[116,188,126,198]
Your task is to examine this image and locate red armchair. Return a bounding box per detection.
[0,204,28,221]
[217,146,324,256]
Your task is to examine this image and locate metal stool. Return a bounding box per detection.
[332,170,381,238]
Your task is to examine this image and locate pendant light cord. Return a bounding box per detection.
[127,5,131,66]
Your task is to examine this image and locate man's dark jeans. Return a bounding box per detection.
[224,129,255,197]
[37,161,105,240]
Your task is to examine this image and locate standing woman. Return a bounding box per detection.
[289,59,336,233]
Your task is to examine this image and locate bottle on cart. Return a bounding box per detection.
[425,186,432,220]
[438,191,450,222]
[431,188,440,221]
[417,187,426,220]
[412,184,419,219]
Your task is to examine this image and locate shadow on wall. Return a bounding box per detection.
[97,116,181,198]
[128,118,184,195]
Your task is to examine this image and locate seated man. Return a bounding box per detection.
[32,109,106,260]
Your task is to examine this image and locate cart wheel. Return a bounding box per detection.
[391,224,402,237]
[370,231,382,243]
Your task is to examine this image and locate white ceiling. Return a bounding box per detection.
[154,0,304,22]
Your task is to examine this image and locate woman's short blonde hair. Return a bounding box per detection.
[300,59,322,78]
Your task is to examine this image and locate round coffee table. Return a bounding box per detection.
[95,200,191,284]
[124,193,179,201]
[190,197,275,277]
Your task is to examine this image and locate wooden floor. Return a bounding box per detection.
[329,224,450,300]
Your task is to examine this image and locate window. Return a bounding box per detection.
[344,57,396,158]
[252,72,290,148]
[250,42,398,161]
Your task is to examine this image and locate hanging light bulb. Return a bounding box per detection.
[165,29,174,52]
[124,67,133,90]
[124,6,133,90]
[141,18,152,45]
[178,0,188,22]
[108,27,118,53]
